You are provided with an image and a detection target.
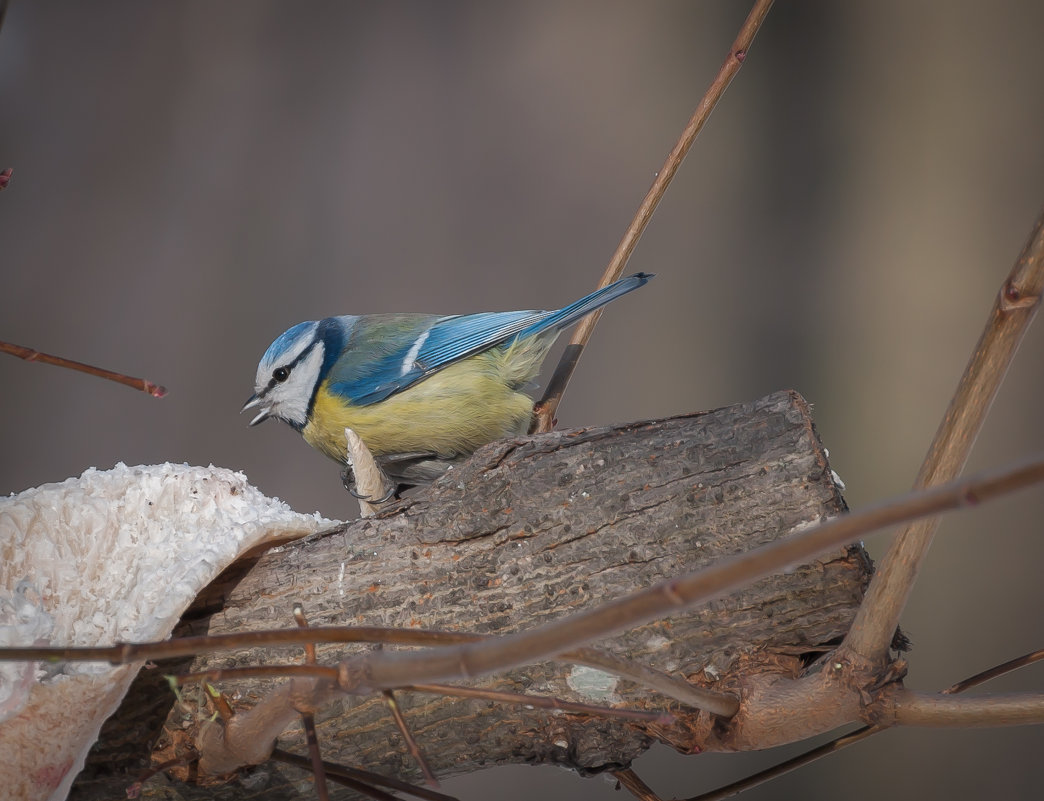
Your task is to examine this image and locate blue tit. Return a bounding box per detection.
[243,272,653,487]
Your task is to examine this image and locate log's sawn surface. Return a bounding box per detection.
[76,390,871,800]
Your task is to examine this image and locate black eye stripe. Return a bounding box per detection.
[264,340,318,392]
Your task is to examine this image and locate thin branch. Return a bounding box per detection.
[292,604,330,801]
[532,0,775,432]
[943,649,1044,694]
[382,690,440,788]
[271,749,460,801]
[842,205,1044,662]
[681,726,882,801]
[568,646,739,716]
[0,340,168,397]
[300,713,331,801]
[406,683,673,724]
[0,625,467,662]
[2,627,737,713]
[273,748,400,801]
[176,664,341,685]
[350,454,1044,692]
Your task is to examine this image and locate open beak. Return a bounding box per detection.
[241,394,272,426]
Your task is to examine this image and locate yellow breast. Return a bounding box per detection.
[301,344,546,464]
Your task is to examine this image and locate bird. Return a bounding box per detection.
[243,272,653,492]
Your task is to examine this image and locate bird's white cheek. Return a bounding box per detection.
[272,346,326,427]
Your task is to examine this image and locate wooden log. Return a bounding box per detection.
[71,390,870,800]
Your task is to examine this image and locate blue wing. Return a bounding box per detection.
[325,309,554,406]
[325,272,653,406]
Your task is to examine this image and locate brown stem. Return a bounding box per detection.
[0,340,167,397]
[533,0,775,432]
[943,649,1044,694]
[4,628,737,713]
[300,713,331,801]
[842,205,1044,663]
[382,690,440,787]
[271,748,459,801]
[406,683,671,723]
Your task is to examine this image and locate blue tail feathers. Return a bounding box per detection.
[516,272,654,341]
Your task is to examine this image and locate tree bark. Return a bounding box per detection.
[71,390,871,800]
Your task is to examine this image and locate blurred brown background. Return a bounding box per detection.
[2,2,1042,799]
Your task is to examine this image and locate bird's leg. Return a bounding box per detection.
[342,428,397,517]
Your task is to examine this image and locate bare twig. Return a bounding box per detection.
[176,664,341,685]
[292,604,330,801]
[300,714,331,801]
[532,0,775,432]
[2,627,737,713]
[842,205,1044,663]
[568,646,738,716]
[382,690,440,788]
[682,726,881,801]
[0,340,167,397]
[943,649,1044,694]
[406,683,673,724]
[271,749,460,801]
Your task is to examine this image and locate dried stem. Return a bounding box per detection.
[682,726,882,801]
[382,690,440,788]
[532,0,774,432]
[842,205,1044,663]
[0,340,167,397]
[4,627,737,713]
[943,649,1044,694]
[300,713,331,801]
[568,645,738,715]
[405,683,672,724]
[271,749,459,801]
[292,604,329,800]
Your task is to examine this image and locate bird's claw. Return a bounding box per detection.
[341,465,396,503]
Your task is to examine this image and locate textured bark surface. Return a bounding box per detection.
[70,390,870,800]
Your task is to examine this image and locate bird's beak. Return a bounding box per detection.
[242,393,271,426]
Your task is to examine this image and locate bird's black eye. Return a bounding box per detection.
[273,366,291,383]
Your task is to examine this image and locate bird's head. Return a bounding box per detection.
[243,320,327,430]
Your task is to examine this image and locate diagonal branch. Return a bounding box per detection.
[532,0,775,432]
[842,204,1044,663]
[0,340,168,397]
[382,691,440,787]
[270,749,459,801]
[942,649,1044,694]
